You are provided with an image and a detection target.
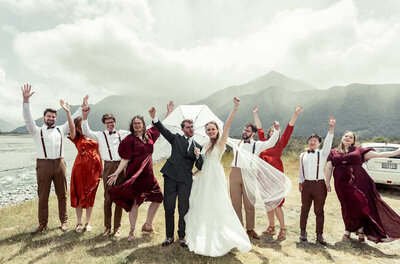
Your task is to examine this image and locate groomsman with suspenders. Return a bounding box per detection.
[298,116,335,245]
[229,121,280,239]
[22,84,84,235]
[81,103,130,237]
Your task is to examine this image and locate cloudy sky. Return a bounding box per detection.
[1,0,400,126]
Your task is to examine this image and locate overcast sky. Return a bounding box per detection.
[1,0,400,125]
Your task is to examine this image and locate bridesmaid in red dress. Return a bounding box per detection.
[61,100,102,233]
[254,105,303,240]
[107,108,170,241]
[325,131,400,243]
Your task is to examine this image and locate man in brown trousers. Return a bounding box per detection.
[22,84,84,235]
[298,116,335,245]
[229,121,280,239]
[81,105,130,237]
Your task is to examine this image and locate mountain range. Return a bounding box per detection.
[10,71,400,138]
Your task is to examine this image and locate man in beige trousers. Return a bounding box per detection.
[229,120,280,239]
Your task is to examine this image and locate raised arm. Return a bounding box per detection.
[164,101,174,119]
[253,106,262,129]
[81,106,100,140]
[59,95,87,134]
[218,97,240,148]
[257,121,280,150]
[150,106,175,143]
[325,161,334,192]
[60,100,76,139]
[364,148,400,160]
[289,105,303,126]
[21,84,37,135]
[321,116,335,156]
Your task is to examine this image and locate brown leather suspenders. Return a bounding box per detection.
[40,128,62,159]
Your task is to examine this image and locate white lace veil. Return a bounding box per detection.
[226,138,292,211]
[151,105,292,211]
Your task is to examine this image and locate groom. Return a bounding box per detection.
[150,102,203,247]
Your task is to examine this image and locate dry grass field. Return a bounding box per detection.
[1,152,400,264]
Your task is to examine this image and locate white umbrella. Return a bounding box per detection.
[152,105,224,161]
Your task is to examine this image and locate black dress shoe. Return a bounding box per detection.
[316,234,327,245]
[31,225,47,235]
[299,230,307,241]
[162,237,174,247]
[178,238,188,248]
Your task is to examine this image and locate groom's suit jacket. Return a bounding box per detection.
[153,120,203,185]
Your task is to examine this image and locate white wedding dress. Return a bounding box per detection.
[184,143,251,257]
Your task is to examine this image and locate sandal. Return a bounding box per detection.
[142,223,155,234]
[342,231,350,240]
[277,228,287,240]
[75,224,84,233]
[128,229,135,241]
[85,223,92,232]
[356,231,366,244]
[262,226,276,235]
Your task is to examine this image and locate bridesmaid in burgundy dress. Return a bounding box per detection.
[325,131,400,243]
[107,106,172,241]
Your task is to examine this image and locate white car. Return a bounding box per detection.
[361,143,400,185]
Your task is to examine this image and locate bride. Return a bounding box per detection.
[184,97,251,257]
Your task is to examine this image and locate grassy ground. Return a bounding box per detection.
[1,152,400,264]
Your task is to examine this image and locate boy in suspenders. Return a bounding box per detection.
[22,84,84,235]
[229,121,280,239]
[298,116,335,245]
[81,106,130,237]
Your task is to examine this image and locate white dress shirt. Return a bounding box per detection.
[23,102,82,159]
[81,119,130,161]
[231,129,280,168]
[298,132,334,183]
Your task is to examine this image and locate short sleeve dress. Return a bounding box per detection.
[108,126,163,211]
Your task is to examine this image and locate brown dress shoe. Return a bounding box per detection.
[60,223,68,232]
[31,225,47,235]
[299,230,307,241]
[113,228,121,237]
[103,228,111,237]
[316,234,327,246]
[246,230,260,239]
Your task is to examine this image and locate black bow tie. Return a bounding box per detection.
[109,131,116,135]
[307,149,315,153]
[47,126,55,130]
[243,140,251,144]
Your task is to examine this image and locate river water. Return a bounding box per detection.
[0,135,77,207]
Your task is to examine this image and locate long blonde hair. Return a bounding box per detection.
[336,131,356,154]
[205,121,220,154]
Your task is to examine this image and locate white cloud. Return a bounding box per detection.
[2,0,400,124]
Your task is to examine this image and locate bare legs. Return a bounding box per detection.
[75,206,94,232]
[128,201,161,240]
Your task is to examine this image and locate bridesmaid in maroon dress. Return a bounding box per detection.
[107,111,166,241]
[254,105,303,240]
[61,100,102,233]
[325,131,400,243]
